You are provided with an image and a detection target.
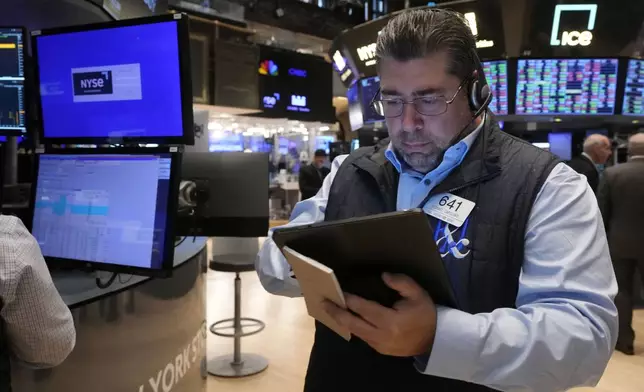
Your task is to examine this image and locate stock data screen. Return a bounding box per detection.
[31,154,173,270]
[360,76,385,124]
[0,28,26,133]
[482,60,508,115]
[516,59,619,115]
[622,59,644,116]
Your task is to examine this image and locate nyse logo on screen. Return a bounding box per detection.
[550,4,598,47]
[291,95,307,107]
[73,71,113,96]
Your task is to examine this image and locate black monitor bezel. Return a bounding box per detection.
[0,26,29,137]
[513,56,623,117]
[28,146,182,278]
[30,13,195,146]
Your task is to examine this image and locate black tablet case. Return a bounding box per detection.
[272,209,458,309]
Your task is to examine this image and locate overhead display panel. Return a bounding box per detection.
[257,45,335,123]
[521,0,644,57]
[103,0,168,20]
[482,60,509,115]
[622,59,644,116]
[329,3,505,86]
[516,58,618,115]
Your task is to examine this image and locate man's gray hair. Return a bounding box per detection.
[375,8,478,81]
[628,133,644,157]
[583,134,609,153]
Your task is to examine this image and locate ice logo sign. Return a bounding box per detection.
[550,4,598,47]
[291,95,307,107]
[71,64,142,103]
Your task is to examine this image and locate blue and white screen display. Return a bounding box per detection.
[31,154,172,269]
[34,21,184,139]
[360,76,385,124]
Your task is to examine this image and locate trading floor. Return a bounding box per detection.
[204,244,644,392]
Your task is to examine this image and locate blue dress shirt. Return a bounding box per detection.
[255,121,618,392]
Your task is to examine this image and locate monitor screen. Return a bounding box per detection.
[622,59,644,116]
[209,132,243,152]
[31,152,175,274]
[482,60,509,115]
[316,135,335,154]
[548,132,572,160]
[258,45,334,122]
[516,58,618,115]
[0,28,27,135]
[347,82,363,131]
[360,76,385,124]
[33,17,191,142]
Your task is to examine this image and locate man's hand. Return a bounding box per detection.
[323,272,437,357]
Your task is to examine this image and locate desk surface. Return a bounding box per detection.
[52,237,208,308]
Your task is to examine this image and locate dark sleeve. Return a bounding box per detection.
[597,172,611,232]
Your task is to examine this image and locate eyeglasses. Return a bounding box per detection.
[371,79,466,118]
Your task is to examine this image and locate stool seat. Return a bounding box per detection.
[209,253,256,273]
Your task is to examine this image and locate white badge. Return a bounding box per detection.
[423,193,476,228]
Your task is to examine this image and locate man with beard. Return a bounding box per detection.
[256,8,617,392]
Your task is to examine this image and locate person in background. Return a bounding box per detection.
[567,133,613,193]
[257,8,617,392]
[298,149,330,200]
[0,216,76,388]
[598,133,644,356]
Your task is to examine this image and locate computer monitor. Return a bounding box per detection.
[360,76,385,124]
[622,59,644,116]
[516,58,619,115]
[31,14,194,145]
[29,148,181,277]
[0,27,27,136]
[176,152,269,238]
[548,132,572,160]
[482,60,509,115]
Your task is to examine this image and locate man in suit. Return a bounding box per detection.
[567,134,612,193]
[299,149,331,200]
[598,133,644,355]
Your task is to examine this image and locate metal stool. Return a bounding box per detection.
[208,254,268,377]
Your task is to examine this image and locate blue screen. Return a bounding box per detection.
[360,76,385,124]
[35,21,184,139]
[482,60,509,115]
[209,133,243,152]
[31,153,172,270]
[622,59,644,116]
[548,132,572,160]
[516,59,618,115]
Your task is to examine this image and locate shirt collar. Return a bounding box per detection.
[581,152,596,164]
[385,114,486,174]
